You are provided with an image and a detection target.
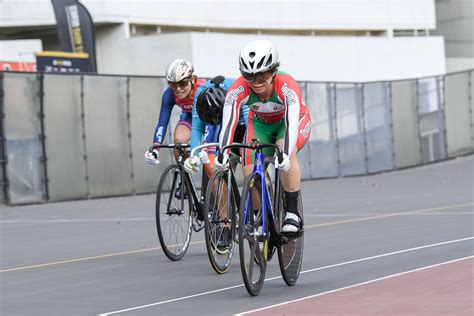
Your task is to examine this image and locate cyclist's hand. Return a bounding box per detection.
[184,156,201,173]
[275,153,291,172]
[144,149,160,165]
[215,153,229,172]
[198,150,210,164]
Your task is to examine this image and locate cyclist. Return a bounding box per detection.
[216,40,312,235]
[183,75,249,248]
[144,58,206,164]
[183,75,248,177]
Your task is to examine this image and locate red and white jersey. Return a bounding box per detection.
[219,71,309,156]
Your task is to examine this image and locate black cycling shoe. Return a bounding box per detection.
[217,227,232,249]
[196,205,205,221]
[174,182,188,199]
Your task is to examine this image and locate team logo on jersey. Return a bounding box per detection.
[281,83,296,106]
[300,120,311,140]
[273,104,284,111]
[225,85,245,107]
[155,126,164,143]
[156,127,163,138]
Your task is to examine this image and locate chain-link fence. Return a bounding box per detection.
[1,70,473,205]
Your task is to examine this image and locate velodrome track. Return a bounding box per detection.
[1,155,473,315]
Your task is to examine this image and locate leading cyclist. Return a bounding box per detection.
[216,40,312,235]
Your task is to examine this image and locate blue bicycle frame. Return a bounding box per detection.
[243,150,279,238]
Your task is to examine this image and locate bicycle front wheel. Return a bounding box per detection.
[278,190,304,286]
[204,170,236,274]
[239,173,267,296]
[155,164,192,261]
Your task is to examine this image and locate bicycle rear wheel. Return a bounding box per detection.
[155,164,192,261]
[204,170,236,274]
[239,173,267,296]
[277,190,304,286]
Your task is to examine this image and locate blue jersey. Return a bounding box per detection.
[191,78,249,153]
[152,79,206,144]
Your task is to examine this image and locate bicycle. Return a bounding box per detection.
[199,143,244,274]
[152,143,207,261]
[233,139,304,296]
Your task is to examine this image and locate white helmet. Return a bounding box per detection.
[239,40,280,76]
[165,58,194,82]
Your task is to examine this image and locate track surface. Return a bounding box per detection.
[1,155,473,315]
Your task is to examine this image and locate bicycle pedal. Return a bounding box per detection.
[166,208,184,216]
[280,229,304,242]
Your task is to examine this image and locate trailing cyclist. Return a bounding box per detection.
[216,39,312,235]
[144,58,206,165]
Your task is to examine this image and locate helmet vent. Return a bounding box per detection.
[265,54,273,67]
[240,58,248,70]
[249,52,256,58]
[256,57,265,69]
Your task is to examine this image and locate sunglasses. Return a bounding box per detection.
[168,78,191,89]
[242,69,275,83]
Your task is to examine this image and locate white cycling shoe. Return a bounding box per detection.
[281,212,302,233]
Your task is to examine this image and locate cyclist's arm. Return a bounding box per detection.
[204,124,220,154]
[278,79,302,156]
[190,89,207,151]
[219,80,247,152]
[153,87,175,146]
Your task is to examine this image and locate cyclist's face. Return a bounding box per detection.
[169,78,192,98]
[246,70,275,97]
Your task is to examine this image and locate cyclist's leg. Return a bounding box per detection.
[241,117,280,222]
[278,108,311,233]
[173,112,192,160]
[213,124,245,246]
[241,116,261,205]
[203,153,215,178]
[172,113,191,199]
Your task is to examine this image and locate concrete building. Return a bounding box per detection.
[0,0,448,81]
[433,0,474,72]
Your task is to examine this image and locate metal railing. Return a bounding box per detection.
[1,69,473,205]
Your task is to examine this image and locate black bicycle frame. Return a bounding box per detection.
[151,143,204,217]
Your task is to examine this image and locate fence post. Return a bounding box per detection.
[80,75,90,197]
[126,77,136,194]
[37,72,49,202]
[438,75,448,159]
[415,80,423,164]
[332,83,341,177]
[470,71,474,145]
[360,83,369,175]
[388,81,396,169]
[0,72,9,205]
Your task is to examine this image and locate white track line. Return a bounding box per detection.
[98,236,473,315]
[236,255,474,315]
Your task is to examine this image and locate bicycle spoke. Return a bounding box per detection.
[204,170,236,274]
[239,173,266,296]
[278,189,304,286]
[156,165,192,261]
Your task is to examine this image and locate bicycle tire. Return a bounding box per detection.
[155,164,192,261]
[239,173,267,296]
[277,189,304,286]
[204,170,236,274]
